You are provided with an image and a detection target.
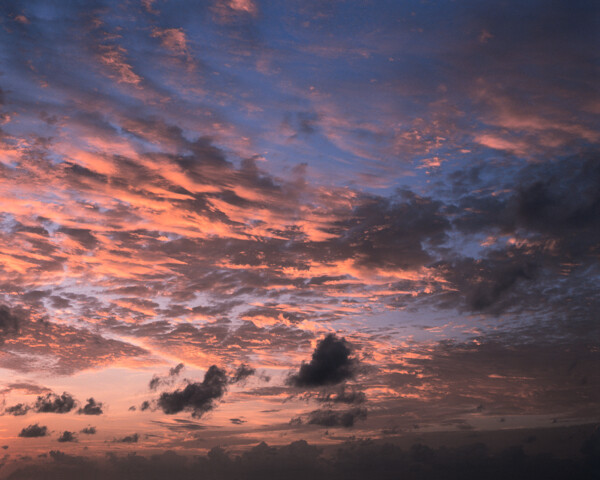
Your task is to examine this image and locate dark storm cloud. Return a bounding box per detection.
[77,398,103,415]
[288,334,358,388]
[80,426,96,435]
[34,392,76,414]
[18,424,48,438]
[230,363,255,384]
[157,365,228,418]
[57,431,76,443]
[292,407,368,428]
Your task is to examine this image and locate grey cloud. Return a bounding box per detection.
[34,392,76,414]
[288,334,358,388]
[157,365,228,418]
[4,403,30,416]
[57,431,77,443]
[77,398,103,415]
[18,424,48,438]
[230,363,255,384]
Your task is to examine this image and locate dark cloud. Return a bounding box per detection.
[230,418,246,425]
[57,431,77,443]
[0,304,20,342]
[10,427,596,480]
[114,433,139,443]
[77,398,103,415]
[157,365,228,418]
[80,426,96,435]
[317,386,366,405]
[288,334,358,388]
[19,424,48,438]
[140,400,151,411]
[292,407,367,428]
[34,392,76,414]
[328,191,449,270]
[4,403,29,416]
[149,363,185,390]
[230,363,255,384]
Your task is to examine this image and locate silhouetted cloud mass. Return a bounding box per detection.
[34,392,76,414]
[293,407,368,428]
[230,363,255,384]
[77,398,103,415]
[4,403,29,416]
[288,334,358,388]
[57,431,76,442]
[158,365,228,418]
[18,424,48,438]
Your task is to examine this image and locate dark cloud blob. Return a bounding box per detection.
[288,334,358,388]
[5,403,30,416]
[317,386,366,405]
[230,363,255,384]
[77,398,103,415]
[18,424,48,438]
[292,407,367,428]
[80,426,96,435]
[157,365,228,418]
[0,304,20,342]
[34,392,76,414]
[114,433,139,443]
[149,363,185,390]
[139,400,151,411]
[57,431,76,443]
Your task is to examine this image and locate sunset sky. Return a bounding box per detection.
[0,0,598,475]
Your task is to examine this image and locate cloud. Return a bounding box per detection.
[3,426,600,479]
[57,431,77,443]
[149,363,185,390]
[114,433,139,443]
[288,334,358,388]
[34,392,76,414]
[78,398,104,415]
[0,382,51,395]
[18,424,48,438]
[157,365,228,418]
[292,407,367,428]
[4,403,29,416]
[230,363,255,384]
[317,386,367,405]
[81,426,96,435]
[0,304,20,342]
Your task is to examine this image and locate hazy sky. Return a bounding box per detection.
[0,0,598,469]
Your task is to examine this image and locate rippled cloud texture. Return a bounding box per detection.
[0,0,598,476]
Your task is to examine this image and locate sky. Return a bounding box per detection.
[0,0,598,476]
